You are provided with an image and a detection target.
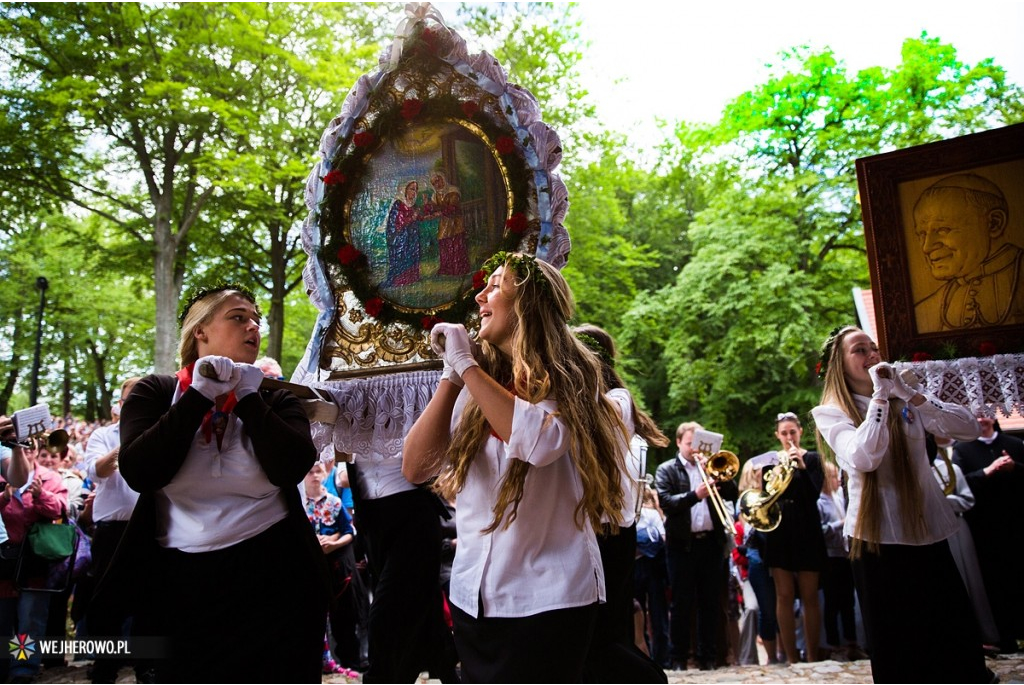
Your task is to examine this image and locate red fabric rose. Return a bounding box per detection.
[353,131,376,148]
[505,213,527,235]
[400,98,423,120]
[364,297,384,318]
[419,27,439,54]
[978,341,997,356]
[322,170,346,185]
[461,101,480,118]
[910,352,933,362]
[337,244,362,265]
[495,136,516,154]
[421,315,442,330]
[472,269,487,290]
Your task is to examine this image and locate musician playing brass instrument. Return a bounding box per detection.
[655,422,738,671]
[762,412,827,664]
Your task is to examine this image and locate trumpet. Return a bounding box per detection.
[694,448,739,535]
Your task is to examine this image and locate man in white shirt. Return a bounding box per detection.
[655,422,738,671]
[83,377,142,683]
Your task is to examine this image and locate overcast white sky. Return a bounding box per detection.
[436,2,1023,150]
[575,1,1024,145]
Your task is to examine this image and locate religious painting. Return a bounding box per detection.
[348,122,508,312]
[856,123,1024,360]
[299,10,571,377]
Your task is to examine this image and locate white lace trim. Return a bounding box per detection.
[299,370,441,459]
[894,354,1024,417]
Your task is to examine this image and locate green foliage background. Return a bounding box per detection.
[0,3,1020,459]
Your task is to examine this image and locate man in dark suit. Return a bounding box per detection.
[655,422,738,671]
[953,416,1024,653]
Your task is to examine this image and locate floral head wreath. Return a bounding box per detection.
[480,251,550,292]
[815,325,847,379]
[179,283,261,326]
[576,332,615,368]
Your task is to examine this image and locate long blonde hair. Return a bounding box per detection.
[815,326,926,557]
[433,256,627,533]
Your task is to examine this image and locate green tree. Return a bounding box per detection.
[0,2,387,372]
[623,37,1023,454]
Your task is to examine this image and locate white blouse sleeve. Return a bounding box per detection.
[914,394,981,442]
[506,397,569,468]
[811,401,890,473]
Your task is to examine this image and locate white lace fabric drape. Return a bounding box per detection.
[894,354,1024,418]
[303,370,442,458]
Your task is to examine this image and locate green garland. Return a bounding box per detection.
[179,283,261,326]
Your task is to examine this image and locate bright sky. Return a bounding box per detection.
[435,2,1023,151]
[574,1,1024,147]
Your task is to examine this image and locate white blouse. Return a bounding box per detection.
[811,393,979,546]
[447,390,605,618]
[157,384,288,552]
[84,422,140,522]
[606,388,641,527]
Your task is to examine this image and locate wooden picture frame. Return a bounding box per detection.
[855,123,1024,360]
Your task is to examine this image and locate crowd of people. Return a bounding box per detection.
[0,266,1021,684]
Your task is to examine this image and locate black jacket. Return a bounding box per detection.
[654,455,738,550]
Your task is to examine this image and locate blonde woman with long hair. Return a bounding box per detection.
[403,252,626,682]
[810,326,990,683]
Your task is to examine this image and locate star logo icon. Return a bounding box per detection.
[9,634,34,661]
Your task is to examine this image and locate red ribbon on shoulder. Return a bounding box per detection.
[176,362,237,449]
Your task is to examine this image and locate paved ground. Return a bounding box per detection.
[30,651,1024,683]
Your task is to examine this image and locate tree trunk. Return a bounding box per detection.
[153,212,181,374]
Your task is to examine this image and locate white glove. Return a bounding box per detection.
[233,363,265,399]
[868,362,896,402]
[891,369,919,402]
[192,355,240,401]
[430,323,479,378]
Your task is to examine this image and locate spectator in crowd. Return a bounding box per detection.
[953,414,1024,653]
[635,481,670,669]
[817,460,866,661]
[303,461,361,678]
[0,431,69,682]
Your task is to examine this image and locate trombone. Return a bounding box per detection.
[694,448,739,535]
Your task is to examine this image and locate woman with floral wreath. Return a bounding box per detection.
[111,285,329,682]
[403,252,626,682]
[811,325,991,683]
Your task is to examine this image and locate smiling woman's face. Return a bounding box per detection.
[474,266,516,354]
[194,293,262,364]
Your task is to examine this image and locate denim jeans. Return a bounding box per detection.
[0,591,53,679]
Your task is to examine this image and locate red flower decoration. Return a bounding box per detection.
[421,315,442,330]
[461,101,480,118]
[910,351,933,362]
[472,269,487,290]
[337,244,363,265]
[814,361,823,377]
[400,98,423,120]
[419,27,439,54]
[978,341,997,356]
[322,170,346,186]
[353,131,376,148]
[364,297,384,318]
[505,213,528,235]
[495,136,516,155]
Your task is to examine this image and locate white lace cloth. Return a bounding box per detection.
[894,354,1024,417]
[297,370,442,458]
